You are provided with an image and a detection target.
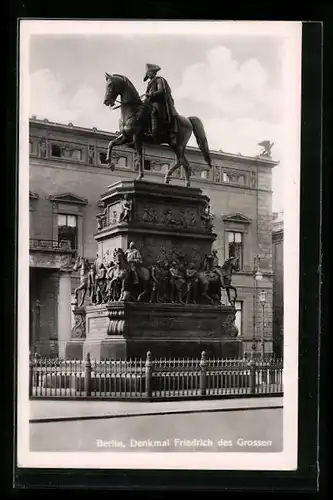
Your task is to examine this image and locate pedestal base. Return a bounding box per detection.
[82,336,128,360]
[65,302,242,360]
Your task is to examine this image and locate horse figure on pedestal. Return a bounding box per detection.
[109,248,151,302]
[103,73,212,187]
[221,256,240,306]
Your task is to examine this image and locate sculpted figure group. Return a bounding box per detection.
[73,242,240,308]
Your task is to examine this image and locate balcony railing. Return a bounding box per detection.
[29,239,75,252]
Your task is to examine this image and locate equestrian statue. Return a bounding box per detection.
[103,64,213,187]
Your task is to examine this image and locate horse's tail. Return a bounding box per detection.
[188,116,212,169]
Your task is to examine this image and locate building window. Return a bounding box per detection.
[214,166,222,183]
[117,156,127,168]
[223,172,232,183]
[144,159,151,171]
[234,301,243,337]
[238,175,245,185]
[99,152,107,164]
[51,144,62,157]
[71,149,82,161]
[57,214,77,250]
[227,231,243,268]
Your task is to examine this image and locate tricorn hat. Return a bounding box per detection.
[144,63,161,81]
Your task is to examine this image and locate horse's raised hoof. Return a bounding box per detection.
[164,176,170,184]
[107,161,115,171]
[185,180,191,188]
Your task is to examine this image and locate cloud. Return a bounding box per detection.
[175,45,280,123]
[174,45,284,210]
[30,68,120,132]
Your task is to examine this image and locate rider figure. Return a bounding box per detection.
[144,63,178,140]
[125,241,143,285]
[87,263,97,304]
[96,262,107,304]
[210,249,224,285]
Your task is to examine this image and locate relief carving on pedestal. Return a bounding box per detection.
[220,310,238,338]
[138,204,198,229]
[71,309,86,338]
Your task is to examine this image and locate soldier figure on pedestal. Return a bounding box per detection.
[169,261,186,304]
[185,262,198,304]
[125,241,143,285]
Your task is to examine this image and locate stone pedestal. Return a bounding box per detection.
[65,306,86,359]
[75,302,241,360]
[95,180,216,267]
[64,180,243,360]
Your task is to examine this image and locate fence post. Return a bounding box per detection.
[84,353,92,396]
[145,351,153,399]
[199,351,207,396]
[249,355,256,394]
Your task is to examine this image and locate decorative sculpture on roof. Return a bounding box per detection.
[258,140,274,159]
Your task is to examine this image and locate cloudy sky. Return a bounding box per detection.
[28,27,293,211]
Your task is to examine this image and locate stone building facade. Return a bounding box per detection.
[272,211,284,358]
[29,117,278,357]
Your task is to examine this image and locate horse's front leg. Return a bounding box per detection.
[230,285,238,305]
[79,287,87,307]
[74,283,83,304]
[106,134,130,169]
[226,286,233,306]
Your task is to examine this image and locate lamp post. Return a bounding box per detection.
[259,289,267,358]
[252,255,263,357]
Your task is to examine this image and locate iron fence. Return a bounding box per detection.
[29,351,283,400]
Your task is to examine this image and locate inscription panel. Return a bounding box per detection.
[87,316,109,339]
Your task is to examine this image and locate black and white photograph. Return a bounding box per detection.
[17,20,301,471]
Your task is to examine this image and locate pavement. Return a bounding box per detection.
[30,396,283,422]
[30,406,283,453]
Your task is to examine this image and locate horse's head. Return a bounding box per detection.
[73,255,82,271]
[104,73,121,108]
[113,248,126,266]
[104,73,141,108]
[231,256,240,272]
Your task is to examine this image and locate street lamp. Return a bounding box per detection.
[259,289,267,358]
[252,255,263,357]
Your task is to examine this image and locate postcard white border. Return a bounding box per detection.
[17,20,301,471]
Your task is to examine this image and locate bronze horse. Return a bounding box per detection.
[111,248,151,302]
[103,73,213,187]
[221,256,240,305]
